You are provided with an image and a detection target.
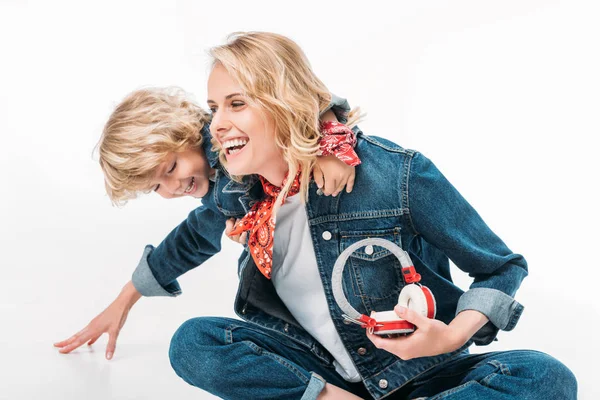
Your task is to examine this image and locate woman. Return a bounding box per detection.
[143,32,577,399]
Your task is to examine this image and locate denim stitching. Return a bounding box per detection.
[309,209,407,225]
[404,152,420,236]
[266,352,311,384]
[427,359,511,398]
[361,135,410,153]
[505,303,524,331]
[364,342,472,399]
[225,326,233,345]
[340,229,403,301]
[428,380,479,399]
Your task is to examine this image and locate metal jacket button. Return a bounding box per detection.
[364,245,374,255]
[379,379,388,389]
[322,231,332,241]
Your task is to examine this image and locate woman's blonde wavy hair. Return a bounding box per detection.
[95,87,210,206]
[209,32,361,209]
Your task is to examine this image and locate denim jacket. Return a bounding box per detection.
[132,97,527,399]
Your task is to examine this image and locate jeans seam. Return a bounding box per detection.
[488,360,511,376]
[428,381,478,399]
[264,350,311,384]
[237,340,310,385]
[428,359,512,398]
[225,326,233,344]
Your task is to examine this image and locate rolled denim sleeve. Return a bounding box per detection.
[322,93,351,124]
[407,152,528,345]
[131,197,228,297]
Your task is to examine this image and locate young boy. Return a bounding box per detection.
[54,87,358,360]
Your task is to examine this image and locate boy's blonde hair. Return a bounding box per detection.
[209,32,360,208]
[96,87,210,206]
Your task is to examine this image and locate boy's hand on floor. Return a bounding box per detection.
[54,281,140,360]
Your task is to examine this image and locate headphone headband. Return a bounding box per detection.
[332,238,414,320]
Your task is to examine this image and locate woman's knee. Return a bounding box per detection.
[532,351,577,397]
[168,317,229,385]
[510,350,577,398]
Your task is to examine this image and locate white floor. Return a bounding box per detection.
[3,233,597,399]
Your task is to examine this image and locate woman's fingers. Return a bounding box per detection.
[226,218,247,244]
[225,218,235,236]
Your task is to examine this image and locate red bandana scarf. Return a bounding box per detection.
[228,121,361,279]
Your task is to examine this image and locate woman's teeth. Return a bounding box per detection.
[185,177,195,193]
[223,138,248,155]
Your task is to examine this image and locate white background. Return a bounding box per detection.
[1,0,599,399]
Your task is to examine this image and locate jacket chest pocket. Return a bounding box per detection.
[339,227,404,302]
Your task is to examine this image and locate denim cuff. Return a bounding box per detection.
[301,372,326,400]
[131,245,182,297]
[456,288,524,331]
[325,93,351,124]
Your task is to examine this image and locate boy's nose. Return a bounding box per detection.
[165,178,183,195]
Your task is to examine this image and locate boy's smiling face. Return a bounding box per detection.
[151,146,212,199]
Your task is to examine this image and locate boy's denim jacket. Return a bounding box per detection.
[132,96,527,399]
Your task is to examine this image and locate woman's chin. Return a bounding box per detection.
[225,161,251,177]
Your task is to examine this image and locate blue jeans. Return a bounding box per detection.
[169,317,577,399]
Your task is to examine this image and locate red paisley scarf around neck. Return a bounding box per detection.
[227,121,360,279]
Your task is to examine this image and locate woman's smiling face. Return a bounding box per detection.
[207,63,281,178]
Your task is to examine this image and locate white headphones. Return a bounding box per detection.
[332,238,436,335]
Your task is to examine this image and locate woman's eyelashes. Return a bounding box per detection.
[208,100,246,115]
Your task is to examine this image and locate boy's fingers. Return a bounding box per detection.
[240,232,248,245]
[54,327,88,348]
[313,165,324,189]
[346,173,356,193]
[332,181,346,197]
[58,331,93,354]
[54,338,72,347]
[106,331,119,360]
[87,334,102,346]
[323,178,337,196]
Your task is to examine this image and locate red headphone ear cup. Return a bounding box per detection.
[398,284,437,319]
[420,285,436,319]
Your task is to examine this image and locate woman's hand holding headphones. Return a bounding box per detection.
[366,306,488,360]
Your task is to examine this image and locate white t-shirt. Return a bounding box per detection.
[271,195,361,382]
